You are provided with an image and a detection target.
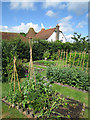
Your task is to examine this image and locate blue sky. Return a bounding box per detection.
[0,1,89,42]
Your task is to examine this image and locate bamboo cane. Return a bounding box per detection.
[78,52,81,66]
[16,69,21,92]
[69,51,71,67]
[60,50,63,68]
[9,73,13,95]
[80,51,83,67]
[82,51,86,70]
[28,38,36,88]
[66,50,68,65]
[86,58,88,73]
[14,56,16,93]
[73,51,76,66]
[56,49,60,66]
[64,50,65,66]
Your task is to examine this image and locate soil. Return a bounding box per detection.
[40,97,84,119]
[2,94,89,119]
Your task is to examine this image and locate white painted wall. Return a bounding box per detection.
[47,31,66,43]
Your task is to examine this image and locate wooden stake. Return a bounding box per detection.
[14,56,16,93]
[78,52,81,66]
[64,50,65,65]
[69,51,71,67]
[80,52,83,67]
[16,70,21,92]
[73,51,76,66]
[66,50,68,65]
[28,38,36,88]
[86,57,88,73]
[82,51,86,70]
[10,56,21,94]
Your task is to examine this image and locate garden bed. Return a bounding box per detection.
[2,94,87,119]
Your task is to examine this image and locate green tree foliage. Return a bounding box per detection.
[43,50,50,60]
[2,38,28,82]
[71,32,89,52]
[20,32,26,37]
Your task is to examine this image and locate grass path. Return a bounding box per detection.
[52,83,88,106]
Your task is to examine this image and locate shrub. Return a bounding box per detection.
[47,66,89,91]
[43,50,50,60]
[2,39,28,82]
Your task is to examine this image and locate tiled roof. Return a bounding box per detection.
[34,28,56,40]
[1,27,56,41]
[1,32,27,42]
[26,28,36,39]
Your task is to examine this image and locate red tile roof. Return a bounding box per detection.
[34,28,56,40]
[1,32,27,42]
[1,27,56,41]
[26,28,36,39]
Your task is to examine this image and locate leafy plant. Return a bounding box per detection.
[7,73,68,118]
[43,50,50,60]
[47,66,89,91]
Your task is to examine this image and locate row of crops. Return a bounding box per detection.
[57,50,88,69]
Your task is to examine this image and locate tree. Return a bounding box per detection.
[71,32,89,52]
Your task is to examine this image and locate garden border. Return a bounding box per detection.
[2,95,86,119]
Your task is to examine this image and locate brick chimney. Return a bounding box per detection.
[41,28,45,31]
[56,24,59,40]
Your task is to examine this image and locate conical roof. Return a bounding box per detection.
[26,28,36,38]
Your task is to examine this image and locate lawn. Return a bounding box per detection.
[2,61,89,118]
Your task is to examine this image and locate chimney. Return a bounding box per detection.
[56,24,59,40]
[41,28,45,31]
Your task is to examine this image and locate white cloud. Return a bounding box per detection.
[0,22,44,33]
[67,2,88,15]
[42,2,59,8]
[58,15,74,33]
[10,0,35,10]
[76,21,87,28]
[41,23,44,28]
[46,10,57,17]
[42,2,88,16]
[65,34,74,43]
[59,3,67,9]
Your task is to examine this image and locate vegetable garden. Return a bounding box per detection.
[1,37,89,119]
